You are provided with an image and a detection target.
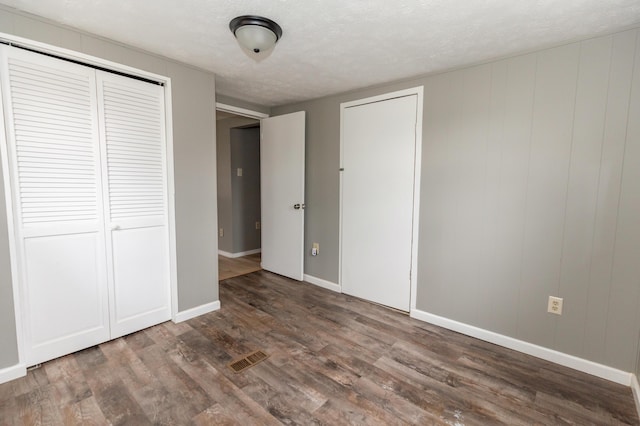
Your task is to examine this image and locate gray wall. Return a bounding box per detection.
[230,127,261,253]
[0,161,18,368]
[0,7,219,369]
[273,28,640,372]
[273,97,342,283]
[216,116,259,253]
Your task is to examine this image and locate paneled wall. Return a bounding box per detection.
[0,7,219,370]
[418,30,640,371]
[274,28,640,373]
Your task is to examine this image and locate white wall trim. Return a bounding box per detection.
[0,363,26,384]
[165,80,180,324]
[632,374,640,420]
[216,102,269,119]
[218,248,261,258]
[411,309,633,386]
[304,274,341,293]
[173,301,220,323]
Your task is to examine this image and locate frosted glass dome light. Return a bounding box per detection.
[230,16,283,54]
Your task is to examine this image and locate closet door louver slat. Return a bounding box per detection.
[102,81,166,222]
[8,59,98,226]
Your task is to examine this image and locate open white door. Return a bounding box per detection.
[260,111,305,280]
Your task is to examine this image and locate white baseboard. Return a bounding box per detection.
[174,301,221,323]
[632,374,640,420]
[304,274,341,293]
[0,363,26,384]
[219,249,261,258]
[410,309,632,386]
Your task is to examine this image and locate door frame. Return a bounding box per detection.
[214,102,268,265]
[339,86,424,311]
[216,102,269,120]
[0,32,177,379]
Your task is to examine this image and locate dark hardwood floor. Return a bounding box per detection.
[0,270,638,425]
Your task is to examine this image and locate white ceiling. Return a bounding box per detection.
[2,1,640,107]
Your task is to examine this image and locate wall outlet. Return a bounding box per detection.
[219,228,224,237]
[255,221,260,230]
[237,168,243,177]
[311,243,319,256]
[548,296,563,315]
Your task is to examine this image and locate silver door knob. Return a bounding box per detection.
[294,204,301,210]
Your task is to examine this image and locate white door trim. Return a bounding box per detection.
[0,33,178,367]
[339,86,423,310]
[215,102,269,119]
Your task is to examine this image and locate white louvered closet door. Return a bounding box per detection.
[96,72,171,338]
[0,47,110,365]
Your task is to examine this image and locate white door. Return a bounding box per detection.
[96,72,171,338]
[341,94,418,311]
[0,47,110,365]
[260,111,305,280]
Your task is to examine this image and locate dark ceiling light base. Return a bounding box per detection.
[229,15,283,54]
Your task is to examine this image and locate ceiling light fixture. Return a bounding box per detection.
[229,15,283,54]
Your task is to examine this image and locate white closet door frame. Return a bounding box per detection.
[0,32,178,375]
[338,86,423,311]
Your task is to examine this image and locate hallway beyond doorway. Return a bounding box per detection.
[219,253,261,281]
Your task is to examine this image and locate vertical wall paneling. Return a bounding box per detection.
[476,59,507,333]
[554,36,613,355]
[451,65,492,324]
[271,27,640,373]
[583,31,636,363]
[411,30,640,371]
[420,73,455,316]
[517,44,580,347]
[484,54,538,335]
[605,30,640,370]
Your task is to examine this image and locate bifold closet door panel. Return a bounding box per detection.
[96,71,171,338]
[0,47,110,365]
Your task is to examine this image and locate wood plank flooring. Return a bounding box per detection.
[218,253,261,281]
[0,270,637,425]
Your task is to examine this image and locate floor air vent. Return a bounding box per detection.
[228,350,269,373]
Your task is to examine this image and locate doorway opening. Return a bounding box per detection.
[216,104,266,281]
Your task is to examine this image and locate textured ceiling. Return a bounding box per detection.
[1,1,640,107]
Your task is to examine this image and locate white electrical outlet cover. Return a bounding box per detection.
[547,296,563,315]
